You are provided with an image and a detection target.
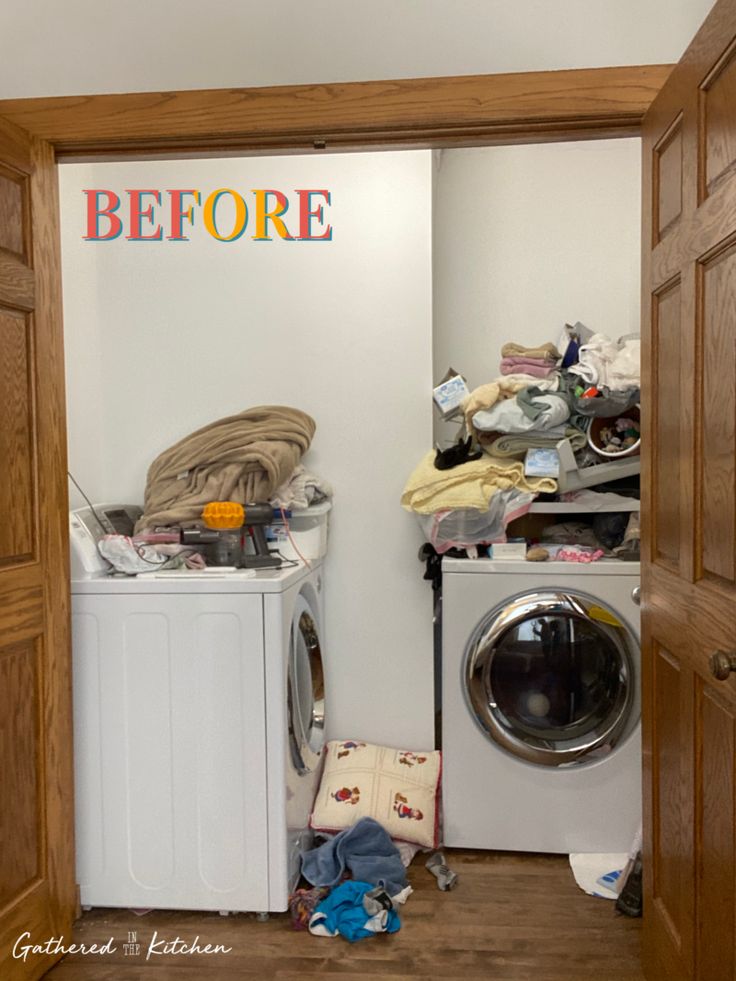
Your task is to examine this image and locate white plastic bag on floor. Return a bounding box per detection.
[569,853,627,900]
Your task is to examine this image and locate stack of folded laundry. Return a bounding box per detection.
[463,341,588,456]
[499,341,561,379]
[402,324,641,555]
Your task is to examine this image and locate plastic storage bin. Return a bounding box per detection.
[587,406,641,459]
[556,437,640,492]
[271,501,331,562]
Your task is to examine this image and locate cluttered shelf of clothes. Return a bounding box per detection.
[403,323,641,563]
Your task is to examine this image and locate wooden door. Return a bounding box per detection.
[0,116,75,977]
[642,1,736,978]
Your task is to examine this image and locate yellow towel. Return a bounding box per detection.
[401,451,557,514]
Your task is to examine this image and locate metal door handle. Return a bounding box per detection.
[710,651,736,680]
[631,586,641,606]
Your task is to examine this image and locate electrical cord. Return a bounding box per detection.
[68,471,109,536]
[278,507,312,568]
[271,552,299,568]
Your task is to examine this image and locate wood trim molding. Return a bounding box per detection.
[0,65,672,158]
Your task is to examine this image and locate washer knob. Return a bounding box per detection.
[631,586,641,606]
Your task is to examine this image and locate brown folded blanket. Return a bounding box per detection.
[136,405,316,530]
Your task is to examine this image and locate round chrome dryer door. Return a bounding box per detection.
[287,593,326,775]
[464,590,638,767]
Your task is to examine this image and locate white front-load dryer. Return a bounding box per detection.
[441,558,641,854]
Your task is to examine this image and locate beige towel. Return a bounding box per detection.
[483,429,587,457]
[401,451,557,514]
[501,341,561,361]
[137,406,315,530]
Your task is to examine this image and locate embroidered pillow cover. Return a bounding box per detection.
[310,740,442,847]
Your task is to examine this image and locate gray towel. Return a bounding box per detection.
[301,818,408,895]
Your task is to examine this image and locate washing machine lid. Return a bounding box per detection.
[465,588,638,767]
[70,561,315,593]
[287,592,326,775]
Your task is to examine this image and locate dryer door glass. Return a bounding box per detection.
[288,597,326,775]
[465,589,637,767]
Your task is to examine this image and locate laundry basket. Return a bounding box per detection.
[270,501,331,561]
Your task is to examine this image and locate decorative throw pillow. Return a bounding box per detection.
[310,740,442,848]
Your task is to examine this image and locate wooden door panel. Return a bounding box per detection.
[700,38,736,199]
[0,580,44,645]
[648,642,695,978]
[0,641,43,907]
[697,683,736,980]
[654,116,684,242]
[652,278,683,572]
[698,240,736,585]
[0,258,34,311]
[652,178,736,289]
[643,2,736,978]
[0,139,48,972]
[0,167,26,257]
[0,308,36,564]
[0,118,74,980]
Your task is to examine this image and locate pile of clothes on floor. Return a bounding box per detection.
[98,405,332,574]
[291,817,456,942]
[291,818,413,941]
[402,323,641,556]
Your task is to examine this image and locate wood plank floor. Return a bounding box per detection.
[43,851,643,980]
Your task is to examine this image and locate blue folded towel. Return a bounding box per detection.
[301,817,408,896]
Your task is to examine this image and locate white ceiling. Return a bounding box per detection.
[0,0,715,100]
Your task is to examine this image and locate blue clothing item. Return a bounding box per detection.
[301,817,408,895]
[310,880,401,942]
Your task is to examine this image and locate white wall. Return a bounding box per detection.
[0,0,715,98]
[60,151,435,749]
[60,141,643,748]
[432,140,641,444]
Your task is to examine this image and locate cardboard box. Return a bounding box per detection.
[489,540,527,560]
[433,367,470,419]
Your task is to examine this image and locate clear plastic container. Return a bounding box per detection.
[209,529,242,566]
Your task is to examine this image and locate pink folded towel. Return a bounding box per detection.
[500,357,557,378]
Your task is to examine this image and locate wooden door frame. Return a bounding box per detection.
[0,61,663,973]
[0,65,670,158]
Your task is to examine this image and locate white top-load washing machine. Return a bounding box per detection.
[70,507,327,914]
[442,557,641,854]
